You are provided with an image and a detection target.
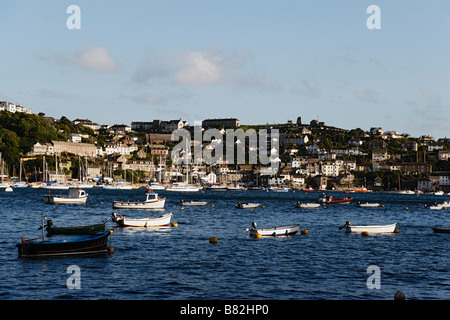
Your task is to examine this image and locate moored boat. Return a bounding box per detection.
[179,200,207,206]
[295,201,320,208]
[245,222,300,237]
[236,202,260,209]
[205,184,228,191]
[317,194,352,204]
[43,188,88,204]
[44,219,106,236]
[113,191,165,209]
[339,221,397,234]
[355,202,380,208]
[112,212,173,227]
[166,183,202,192]
[16,230,112,258]
[432,227,450,234]
[267,187,290,192]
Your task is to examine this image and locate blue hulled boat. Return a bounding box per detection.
[16,230,112,258]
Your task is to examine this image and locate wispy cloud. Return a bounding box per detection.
[353,89,381,104]
[49,46,119,73]
[291,78,322,98]
[132,46,280,92]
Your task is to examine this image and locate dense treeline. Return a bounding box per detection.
[0,111,64,169]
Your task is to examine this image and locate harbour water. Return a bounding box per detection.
[0,187,449,301]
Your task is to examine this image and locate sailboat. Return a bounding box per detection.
[11,158,28,188]
[0,153,11,190]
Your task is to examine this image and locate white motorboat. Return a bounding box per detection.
[236,202,260,209]
[245,222,300,237]
[355,202,380,208]
[179,200,207,206]
[112,212,173,227]
[295,202,320,208]
[425,201,450,210]
[147,183,166,190]
[340,221,397,234]
[113,191,166,209]
[205,184,228,191]
[43,188,88,204]
[166,183,202,192]
[267,187,290,192]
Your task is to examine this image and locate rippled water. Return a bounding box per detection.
[0,188,448,300]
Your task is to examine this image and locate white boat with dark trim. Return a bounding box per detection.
[112,212,173,227]
[43,188,88,204]
[339,221,397,234]
[113,191,165,209]
[236,202,260,209]
[245,222,300,237]
[179,200,207,206]
[295,201,320,208]
[355,202,380,208]
[166,183,202,192]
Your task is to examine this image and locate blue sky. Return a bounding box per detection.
[1,1,449,138]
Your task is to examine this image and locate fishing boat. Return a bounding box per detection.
[432,227,450,234]
[44,219,106,236]
[112,212,173,227]
[113,190,165,209]
[166,183,202,192]
[317,194,352,204]
[245,222,300,237]
[178,199,207,206]
[339,221,397,234]
[355,202,380,208]
[236,202,260,209]
[295,201,321,208]
[43,188,88,204]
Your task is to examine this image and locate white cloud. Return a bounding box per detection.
[53,46,119,73]
[132,46,280,92]
[173,51,222,87]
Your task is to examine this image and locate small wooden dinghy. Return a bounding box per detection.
[45,220,106,236]
[339,221,397,234]
[245,222,300,237]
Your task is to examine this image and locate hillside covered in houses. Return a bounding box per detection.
[0,103,449,192]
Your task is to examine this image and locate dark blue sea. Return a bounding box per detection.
[0,187,449,301]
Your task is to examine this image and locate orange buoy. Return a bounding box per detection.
[209,237,218,244]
